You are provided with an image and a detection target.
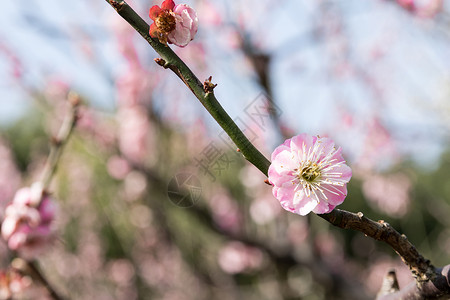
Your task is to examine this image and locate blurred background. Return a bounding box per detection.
[1,0,450,299]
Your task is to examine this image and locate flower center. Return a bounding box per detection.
[156,11,176,34]
[299,163,321,183]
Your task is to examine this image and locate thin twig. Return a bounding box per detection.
[40,92,80,191]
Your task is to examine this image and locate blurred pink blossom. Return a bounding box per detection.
[397,0,416,11]
[218,241,264,274]
[287,219,309,246]
[0,43,23,80]
[362,173,411,218]
[44,78,70,104]
[76,107,116,149]
[357,117,397,171]
[315,232,344,267]
[268,134,352,215]
[0,269,32,299]
[0,139,21,216]
[1,184,57,259]
[197,2,222,26]
[416,0,443,18]
[209,193,241,234]
[149,0,198,47]
[396,0,442,17]
[117,107,151,162]
[249,194,281,225]
[107,155,131,180]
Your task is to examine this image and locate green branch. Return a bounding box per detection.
[105,0,271,175]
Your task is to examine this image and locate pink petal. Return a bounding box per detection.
[13,188,32,206]
[168,22,192,47]
[312,200,334,214]
[39,198,56,223]
[270,149,298,175]
[323,184,348,206]
[1,216,18,240]
[167,4,199,47]
[274,183,297,204]
[270,139,290,161]
[290,133,316,160]
[174,4,198,35]
[8,231,27,250]
[331,164,353,182]
[316,138,336,162]
[296,197,318,216]
[268,167,294,186]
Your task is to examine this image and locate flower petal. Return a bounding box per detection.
[290,133,316,162]
[293,190,318,215]
[312,200,334,214]
[161,0,175,10]
[149,23,159,38]
[320,183,347,206]
[149,5,162,20]
[168,21,192,47]
[271,139,290,161]
[269,149,298,175]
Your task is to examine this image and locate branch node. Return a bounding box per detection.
[51,136,62,147]
[203,76,217,94]
[154,58,169,68]
[357,211,364,219]
[68,91,81,107]
[108,0,124,10]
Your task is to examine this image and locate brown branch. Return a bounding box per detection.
[318,211,450,299]
[317,210,435,282]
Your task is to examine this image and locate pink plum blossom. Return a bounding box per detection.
[1,184,57,259]
[149,0,198,47]
[268,133,352,215]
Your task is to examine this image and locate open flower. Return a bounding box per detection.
[149,0,198,47]
[268,134,352,215]
[1,183,56,259]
